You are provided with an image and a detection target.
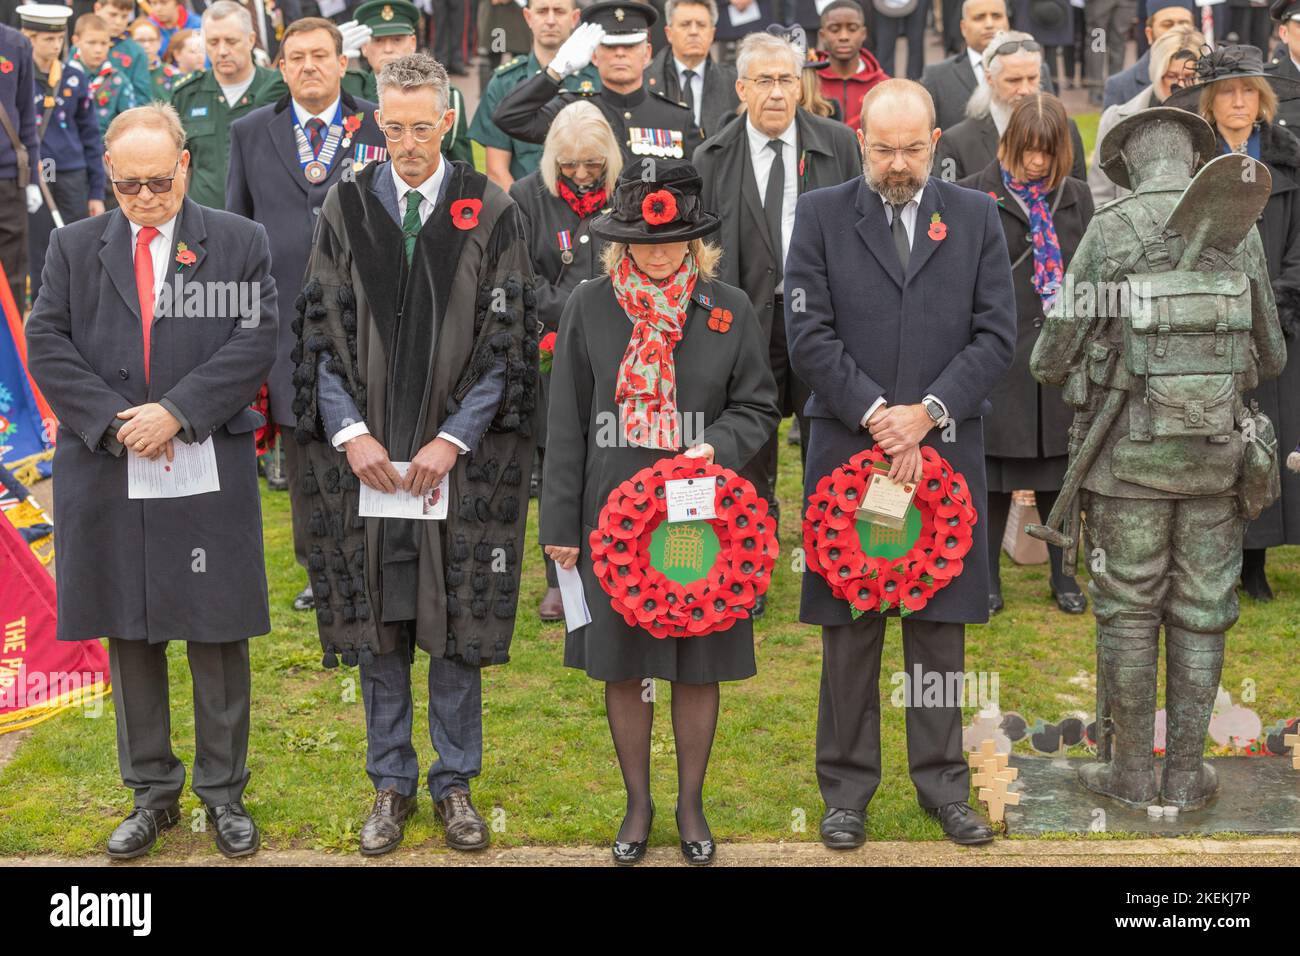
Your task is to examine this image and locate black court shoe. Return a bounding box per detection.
[612,801,654,866]
[675,805,715,866]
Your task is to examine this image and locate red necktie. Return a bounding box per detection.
[135,225,159,384]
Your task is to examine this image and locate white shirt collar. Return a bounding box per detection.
[391,157,446,211]
[673,55,704,79]
[129,214,178,246]
[292,95,341,129]
[968,46,985,73]
[745,115,797,153]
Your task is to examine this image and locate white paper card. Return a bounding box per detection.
[556,564,591,632]
[855,471,918,531]
[357,464,449,520]
[127,437,220,499]
[665,477,717,523]
[727,2,762,27]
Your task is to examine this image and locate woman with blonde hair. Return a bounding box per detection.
[1169,44,1300,600]
[511,101,622,622]
[540,158,780,865]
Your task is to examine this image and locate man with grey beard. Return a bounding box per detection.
[933,29,1086,183]
[784,78,1016,849]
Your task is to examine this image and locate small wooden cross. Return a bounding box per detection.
[967,739,1009,773]
[978,773,1021,823]
[1285,731,1299,771]
[972,762,1018,789]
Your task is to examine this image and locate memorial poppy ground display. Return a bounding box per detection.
[589,455,779,638]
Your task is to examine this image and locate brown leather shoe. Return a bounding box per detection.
[538,587,565,621]
[435,787,490,851]
[359,788,416,856]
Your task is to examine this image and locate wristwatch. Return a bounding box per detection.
[922,397,946,427]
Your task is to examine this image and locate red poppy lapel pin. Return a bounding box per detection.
[798,150,807,179]
[175,241,197,271]
[343,112,363,134]
[451,198,482,230]
[707,306,732,333]
[927,211,947,241]
[986,190,1004,208]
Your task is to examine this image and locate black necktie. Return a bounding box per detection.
[306,117,325,156]
[681,68,696,121]
[891,202,911,270]
[765,139,785,284]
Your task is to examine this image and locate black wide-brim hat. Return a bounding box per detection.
[589,157,721,244]
[1099,106,1218,190]
[1165,44,1300,112]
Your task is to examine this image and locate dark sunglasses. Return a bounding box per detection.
[991,38,1043,59]
[111,160,180,195]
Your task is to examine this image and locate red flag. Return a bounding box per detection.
[0,514,110,733]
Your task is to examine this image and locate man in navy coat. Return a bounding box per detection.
[785,78,1016,849]
[226,15,386,611]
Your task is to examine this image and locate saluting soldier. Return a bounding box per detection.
[470,0,601,189]
[493,0,703,166]
[18,3,103,305]
[171,1,278,209]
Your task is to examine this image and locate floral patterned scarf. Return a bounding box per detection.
[1000,164,1063,313]
[611,250,699,450]
[556,175,609,218]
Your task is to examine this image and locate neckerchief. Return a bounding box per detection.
[611,251,698,450]
[556,174,608,217]
[1000,164,1063,312]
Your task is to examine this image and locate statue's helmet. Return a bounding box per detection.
[1099,106,1218,190]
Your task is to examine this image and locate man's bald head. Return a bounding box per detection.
[859,78,936,134]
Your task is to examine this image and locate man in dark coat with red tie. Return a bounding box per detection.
[785,78,1016,850]
[25,102,278,861]
[227,15,387,612]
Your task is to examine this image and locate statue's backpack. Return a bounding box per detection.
[1103,198,1277,508]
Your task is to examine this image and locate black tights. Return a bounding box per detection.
[604,678,719,843]
[985,490,1080,595]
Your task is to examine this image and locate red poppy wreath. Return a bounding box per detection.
[589,455,780,638]
[802,444,976,616]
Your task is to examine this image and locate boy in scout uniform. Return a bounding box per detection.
[17,3,103,303]
[71,12,136,134]
[493,0,702,165]
[92,0,153,105]
[171,0,278,209]
[470,0,601,188]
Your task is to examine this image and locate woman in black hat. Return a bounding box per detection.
[539,158,780,865]
[1172,44,1300,600]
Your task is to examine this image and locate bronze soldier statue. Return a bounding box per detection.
[1029,107,1288,810]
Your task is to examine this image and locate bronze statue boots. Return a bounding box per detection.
[1078,622,1160,807]
[1160,627,1225,810]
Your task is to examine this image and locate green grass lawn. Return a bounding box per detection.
[1,415,1296,857]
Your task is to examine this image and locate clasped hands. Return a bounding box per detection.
[116,403,181,461]
[867,403,934,483]
[345,433,459,498]
[543,441,714,571]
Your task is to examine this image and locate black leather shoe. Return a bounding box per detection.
[751,593,766,620]
[106,803,180,859]
[435,787,490,851]
[293,585,314,611]
[819,807,866,849]
[924,801,995,845]
[205,801,260,858]
[612,801,654,866]
[988,591,1004,614]
[1051,583,1087,615]
[360,788,417,856]
[675,805,715,866]
[1241,565,1274,602]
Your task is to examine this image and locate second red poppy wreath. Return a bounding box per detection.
[802,444,977,616]
[589,455,780,638]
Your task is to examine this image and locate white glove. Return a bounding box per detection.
[337,20,373,58]
[412,0,432,11]
[548,22,604,80]
[26,183,41,214]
